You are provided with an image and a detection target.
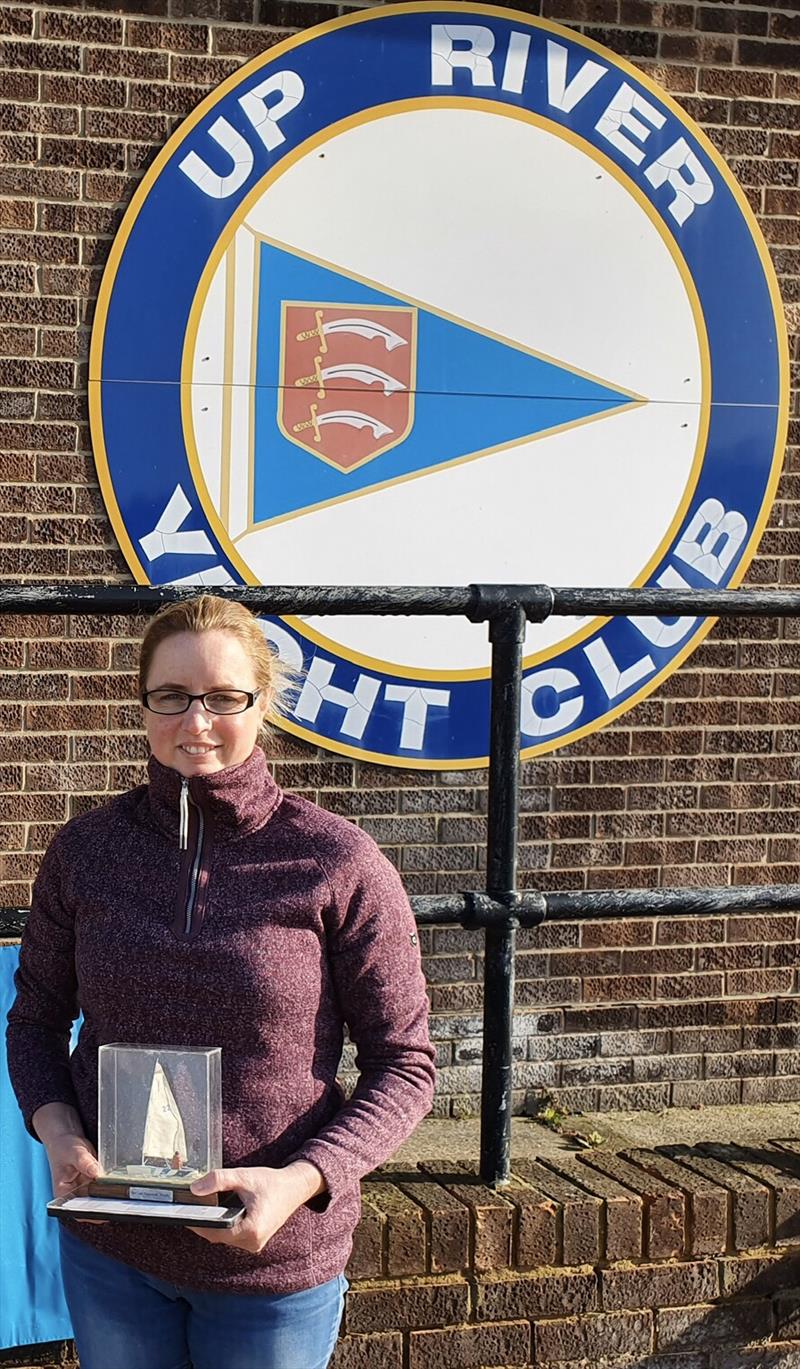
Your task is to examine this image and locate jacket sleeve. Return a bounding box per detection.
[289,835,435,1203]
[6,835,81,1137]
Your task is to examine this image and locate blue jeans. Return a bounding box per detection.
[58,1225,346,1369]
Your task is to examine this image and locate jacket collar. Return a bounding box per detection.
[146,746,282,842]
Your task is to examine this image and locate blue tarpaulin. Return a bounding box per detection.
[0,944,74,1349]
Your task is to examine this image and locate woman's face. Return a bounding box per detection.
[143,630,269,778]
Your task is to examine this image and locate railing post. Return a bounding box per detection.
[479,604,526,1187]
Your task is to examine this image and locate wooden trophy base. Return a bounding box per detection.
[88,1178,218,1206]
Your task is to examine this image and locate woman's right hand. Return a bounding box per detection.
[32,1102,102,1199]
[44,1131,102,1200]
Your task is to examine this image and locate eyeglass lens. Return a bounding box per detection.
[147,691,251,714]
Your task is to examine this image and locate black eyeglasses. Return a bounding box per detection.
[142,689,262,716]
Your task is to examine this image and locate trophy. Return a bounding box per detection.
[48,1045,243,1228]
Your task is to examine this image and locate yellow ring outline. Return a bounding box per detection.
[89,1,789,770]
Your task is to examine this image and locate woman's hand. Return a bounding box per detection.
[32,1102,103,1199]
[44,1132,103,1200]
[188,1161,326,1253]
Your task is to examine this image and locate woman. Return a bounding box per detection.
[7,595,435,1369]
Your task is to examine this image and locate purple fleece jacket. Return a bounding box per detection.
[6,747,435,1294]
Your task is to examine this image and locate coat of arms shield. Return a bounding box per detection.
[278,302,417,471]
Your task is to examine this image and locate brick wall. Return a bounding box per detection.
[8,1141,800,1366]
[2,0,800,1114]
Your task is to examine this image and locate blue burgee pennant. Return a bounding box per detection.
[251,240,637,527]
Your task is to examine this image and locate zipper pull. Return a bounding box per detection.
[179,777,189,851]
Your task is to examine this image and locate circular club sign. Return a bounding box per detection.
[90,3,788,769]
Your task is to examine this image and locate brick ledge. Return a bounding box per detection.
[6,1142,800,1368]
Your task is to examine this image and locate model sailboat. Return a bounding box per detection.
[143,1060,187,1169]
[118,1059,194,1179]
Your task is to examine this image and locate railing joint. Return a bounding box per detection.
[462,891,519,929]
[466,583,553,624]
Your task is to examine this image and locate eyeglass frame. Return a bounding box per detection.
[141,688,263,716]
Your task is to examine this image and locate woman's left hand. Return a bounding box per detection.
[188,1161,326,1253]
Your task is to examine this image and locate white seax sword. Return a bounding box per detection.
[315,410,393,438]
[142,1060,187,1164]
[320,363,406,396]
[320,318,407,351]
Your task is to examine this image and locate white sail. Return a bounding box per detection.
[142,1060,187,1164]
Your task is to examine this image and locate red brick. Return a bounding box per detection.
[0,102,76,135]
[709,999,776,1026]
[0,69,38,101]
[396,1178,469,1274]
[602,1260,718,1311]
[86,45,169,79]
[739,39,800,70]
[344,1278,470,1335]
[541,1156,642,1261]
[125,19,208,51]
[0,546,68,576]
[0,791,69,823]
[698,6,768,36]
[346,1195,384,1280]
[655,973,724,1001]
[0,765,23,791]
[672,1079,741,1107]
[330,1333,403,1369]
[660,1146,771,1249]
[417,1163,513,1274]
[656,1300,772,1351]
[0,881,33,904]
[40,11,124,43]
[0,733,67,762]
[578,1152,685,1260]
[700,66,774,98]
[720,1251,800,1298]
[0,37,81,69]
[700,1142,800,1248]
[743,1076,800,1103]
[212,24,285,57]
[777,73,800,100]
[0,391,34,417]
[582,919,653,948]
[507,1182,560,1270]
[408,1320,530,1369]
[71,733,147,763]
[363,1182,426,1278]
[0,325,35,355]
[24,763,109,793]
[169,52,238,83]
[0,822,24,850]
[726,968,793,996]
[129,79,211,114]
[26,822,63,850]
[535,1309,653,1363]
[41,137,126,171]
[623,1150,729,1256]
[475,1267,597,1322]
[0,6,32,36]
[258,0,335,24]
[656,916,724,945]
[512,1158,602,1265]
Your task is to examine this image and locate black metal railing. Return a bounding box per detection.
[2,582,800,1187]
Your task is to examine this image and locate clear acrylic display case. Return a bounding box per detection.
[96,1044,222,1194]
[47,1044,245,1227]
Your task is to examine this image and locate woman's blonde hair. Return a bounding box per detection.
[139,595,299,722]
